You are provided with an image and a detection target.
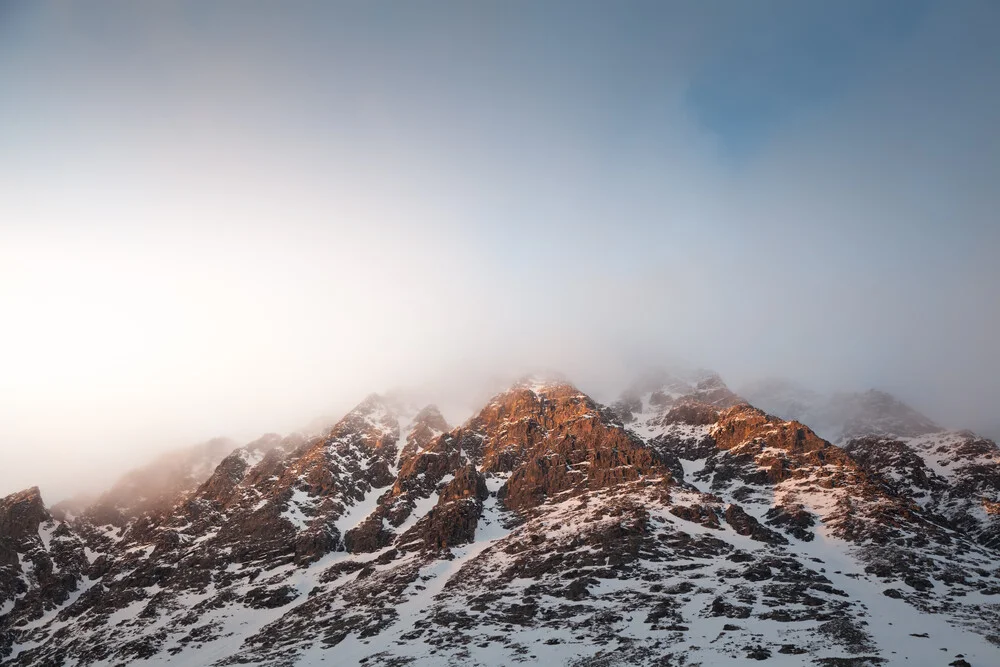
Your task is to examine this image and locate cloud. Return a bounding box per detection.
[0,1,998,500]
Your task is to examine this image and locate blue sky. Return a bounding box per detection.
[686,1,930,158]
[0,1,998,498]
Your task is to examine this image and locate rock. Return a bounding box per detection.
[724,504,787,545]
[0,488,47,544]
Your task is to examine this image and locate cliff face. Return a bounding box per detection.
[2,374,1000,667]
[0,488,46,547]
[0,486,90,636]
[488,384,667,511]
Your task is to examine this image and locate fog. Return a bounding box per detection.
[1,1,998,501]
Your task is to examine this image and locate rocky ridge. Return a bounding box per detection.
[0,374,998,666]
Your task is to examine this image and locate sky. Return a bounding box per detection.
[1,1,998,501]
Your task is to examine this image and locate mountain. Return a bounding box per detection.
[742,379,1000,546]
[2,374,999,666]
[741,380,943,444]
[50,437,239,526]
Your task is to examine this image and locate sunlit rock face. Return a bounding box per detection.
[2,374,1000,666]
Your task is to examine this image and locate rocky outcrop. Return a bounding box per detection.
[723,504,787,545]
[0,488,47,547]
[405,466,489,550]
[465,382,670,512]
[344,424,466,554]
[397,405,450,468]
[711,404,848,463]
[498,420,663,511]
[0,488,90,659]
[698,405,920,538]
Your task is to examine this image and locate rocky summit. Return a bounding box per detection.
[2,375,999,666]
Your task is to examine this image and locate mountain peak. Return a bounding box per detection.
[743,381,943,443]
[329,392,400,441]
[0,486,48,543]
[350,391,393,416]
[409,404,449,432]
[832,388,942,441]
[397,404,451,468]
[613,369,742,428]
[3,486,43,504]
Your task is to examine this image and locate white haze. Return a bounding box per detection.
[1,1,998,501]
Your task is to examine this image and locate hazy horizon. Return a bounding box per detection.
[2,1,999,502]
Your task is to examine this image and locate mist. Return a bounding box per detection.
[1,1,998,502]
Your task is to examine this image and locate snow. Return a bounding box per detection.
[782,530,999,665]
[678,457,707,482]
[281,487,316,531]
[908,431,1000,479]
[331,485,383,539]
[0,598,14,616]
[392,413,416,470]
[238,446,267,470]
[37,520,58,550]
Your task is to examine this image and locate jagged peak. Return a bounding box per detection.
[832,388,942,440]
[244,432,285,451]
[410,404,450,430]
[741,381,944,443]
[716,402,769,421]
[337,392,448,438]
[471,376,592,415]
[682,368,731,386]
[378,386,457,426]
[412,403,443,418]
[0,485,49,542]
[1,485,44,507]
[351,392,392,415]
[715,401,823,433]
[328,392,400,437]
[613,368,742,427]
[620,369,693,400]
[620,367,737,400]
[710,403,851,470]
[6,373,1000,667]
